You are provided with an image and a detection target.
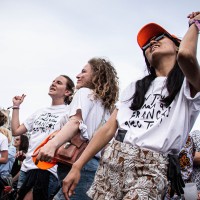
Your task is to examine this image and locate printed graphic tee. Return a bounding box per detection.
[21,105,69,177]
[116,77,200,154]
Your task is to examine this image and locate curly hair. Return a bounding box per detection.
[0,111,8,127]
[88,58,119,112]
[0,127,12,143]
[61,75,75,105]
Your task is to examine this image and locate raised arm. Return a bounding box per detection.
[62,109,118,200]
[177,12,200,95]
[11,94,27,136]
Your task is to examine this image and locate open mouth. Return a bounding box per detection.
[151,45,159,52]
[49,87,56,91]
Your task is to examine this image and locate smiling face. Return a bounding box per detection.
[76,63,94,89]
[144,34,177,66]
[13,136,21,148]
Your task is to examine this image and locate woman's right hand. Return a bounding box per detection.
[62,164,81,200]
[34,140,57,164]
[12,94,26,107]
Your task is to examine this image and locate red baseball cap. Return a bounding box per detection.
[137,23,179,49]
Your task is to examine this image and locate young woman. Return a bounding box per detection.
[11,135,29,190]
[60,12,200,199]
[35,57,119,200]
[11,75,74,200]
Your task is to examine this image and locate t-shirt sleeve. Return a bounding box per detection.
[0,135,8,151]
[183,79,200,111]
[68,88,94,122]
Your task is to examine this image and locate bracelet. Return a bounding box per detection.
[12,106,20,109]
[189,19,200,31]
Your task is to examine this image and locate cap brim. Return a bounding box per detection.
[137,23,172,49]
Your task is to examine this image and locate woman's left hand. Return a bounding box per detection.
[62,165,81,200]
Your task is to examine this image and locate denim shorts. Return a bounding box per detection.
[17,170,59,199]
[54,157,99,200]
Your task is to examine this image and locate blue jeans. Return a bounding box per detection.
[54,157,99,200]
[18,170,59,199]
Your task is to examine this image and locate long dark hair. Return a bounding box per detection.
[19,134,29,153]
[130,37,184,110]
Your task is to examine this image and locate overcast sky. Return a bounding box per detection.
[1,0,200,131]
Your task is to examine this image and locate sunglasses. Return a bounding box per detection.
[142,34,167,51]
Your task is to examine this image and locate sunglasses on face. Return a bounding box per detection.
[142,34,167,51]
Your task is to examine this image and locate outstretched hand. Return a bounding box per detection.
[12,94,26,107]
[62,166,81,200]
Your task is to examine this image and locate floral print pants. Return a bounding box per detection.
[87,140,169,200]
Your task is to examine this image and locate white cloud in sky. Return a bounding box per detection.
[0,0,200,131]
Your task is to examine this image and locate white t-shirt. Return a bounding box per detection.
[0,133,8,152]
[21,105,69,178]
[0,144,16,175]
[68,88,109,157]
[116,77,200,155]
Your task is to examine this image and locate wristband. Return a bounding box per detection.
[189,19,200,31]
[12,106,20,109]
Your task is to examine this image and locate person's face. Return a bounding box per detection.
[144,34,177,65]
[48,76,70,99]
[13,136,21,147]
[76,63,94,89]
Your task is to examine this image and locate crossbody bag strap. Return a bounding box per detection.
[97,109,106,130]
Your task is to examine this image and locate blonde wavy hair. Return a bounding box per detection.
[0,127,12,143]
[88,57,119,112]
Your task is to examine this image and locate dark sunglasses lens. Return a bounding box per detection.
[142,34,165,51]
[155,34,165,41]
[142,43,150,50]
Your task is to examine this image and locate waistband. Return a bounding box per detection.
[111,139,168,163]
